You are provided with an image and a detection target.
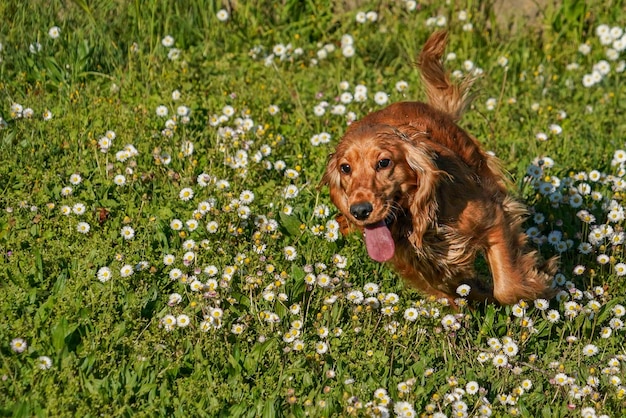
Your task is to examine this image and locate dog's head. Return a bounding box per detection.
[322,123,442,261]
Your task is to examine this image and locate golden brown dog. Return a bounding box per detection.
[322,31,557,305]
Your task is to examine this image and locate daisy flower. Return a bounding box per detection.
[182,251,195,264]
[284,169,299,180]
[69,173,82,185]
[170,219,183,230]
[477,352,491,364]
[237,205,250,219]
[397,381,411,394]
[311,105,326,117]
[240,190,255,204]
[511,303,526,317]
[395,80,409,92]
[120,226,135,240]
[161,35,174,47]
[316,273,332,288]
[404,308,419,321]
[284,246,297,261]
[331,104,346,115]
[563,301,581,318]
[267,104,280,115]
[156,105,169,117]
[374,91,388,105]
[583,344,599,356]
[315,341,328,354]
[366,11,378,22]
[161,314,176,331]
[578,242,593,254]
[72,203,86,215]
[113,174,126,186]
[206,221,219,233]
[546,309,561,324]
[97,266,112,283]
[197,200,213,214]
[179,187,194,201]
[48,26,61,39]
[176,314,190,328]
[456,284,471,297]
[493,354,509,368]
[441,314,458,330]
[77,222,91,234]
[36,355,53,370]
[120,264,134,278]
[394,402,416,418]
[186,219,199,231]
[168,268,183,281]
[553,373,570,386]
[313,204,329,218]
[98,136,111,152]
[322,229,337,242]
[340,92,353,104]
[613,304,626,317]
[363,282,379,295]
[549,124,562,135]
[532,298,548,311]
[318,132,331,143]
[231,323,245,335]
[204,265,218,276]
[503,341,519,357]
[189,279,204,292]
[209,307,224,322]
[10,337,28,353]
[283,184,299,199]
[466,381,479,394]
[216,9,229,22]
[163,254,175,266]
[168,293,182,306]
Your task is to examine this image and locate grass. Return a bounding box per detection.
[2,0,626,416]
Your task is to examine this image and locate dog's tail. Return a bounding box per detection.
[417,31,477,122]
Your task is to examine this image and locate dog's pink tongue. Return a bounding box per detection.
[364,221,395,262]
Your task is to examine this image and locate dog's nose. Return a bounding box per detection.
[350,202,373,220]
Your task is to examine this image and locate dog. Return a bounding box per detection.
[322,31,557,305]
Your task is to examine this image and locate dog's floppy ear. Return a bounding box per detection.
[321,152,339,187]
[403,142,442,248]
[321,152,347,213]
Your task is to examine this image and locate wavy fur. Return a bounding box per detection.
[322,31,557,305]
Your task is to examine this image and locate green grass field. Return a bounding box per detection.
[2,0,626,416]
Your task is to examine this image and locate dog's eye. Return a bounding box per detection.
[377,159,392,170]
[340,164,351,174]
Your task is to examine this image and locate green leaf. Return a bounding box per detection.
[51,317,78,352]
[476,304,496,342]
[279,212,301,237]
[597,298,621,324]
[261,399,275,418]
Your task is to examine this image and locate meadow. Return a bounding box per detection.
[2,0,626,416]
